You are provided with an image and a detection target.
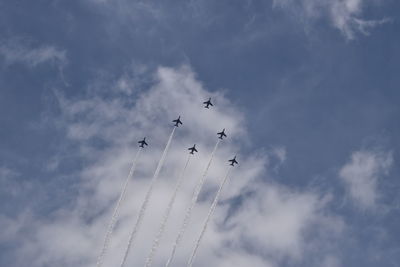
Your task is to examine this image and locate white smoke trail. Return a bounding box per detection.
[120,127,176,267]
[165,139,220,267]
[96,147,143,267]
[187,167,233,267]
[144,154,192,267]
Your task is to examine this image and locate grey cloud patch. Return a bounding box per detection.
[339,149,393,210]
[273,0,390,39]
[0,38,66,67]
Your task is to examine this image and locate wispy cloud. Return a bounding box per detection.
[1,65,342,267]
[0,38,66,67]
[0,166,18,179]
[0,166,22,198]
[339,149,393,210]
[273,0,390,39]
[321,255,341,267]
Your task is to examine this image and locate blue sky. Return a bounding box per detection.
[0,1,399,266]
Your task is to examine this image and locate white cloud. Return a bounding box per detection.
[339,149,393,209]
[216,252,274,267]
[273,0,389,39]
[229,183,337,260]
[0,38,66,67]
[1,65,342,266]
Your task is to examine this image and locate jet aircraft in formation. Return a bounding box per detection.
[188,144,198,154]
[203,97,213,109]
[217,129,227,140]
[173,116,183,127]
[138,138,148,148]
[229,156,238,166]
[139,100,238,166]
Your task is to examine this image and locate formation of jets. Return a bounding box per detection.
[138,97,238,166]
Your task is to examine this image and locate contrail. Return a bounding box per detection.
[144,154,192,267]
[96,147,142,267]
[187,167,233,267]
[165,139,220,267]
[120,127,176,267]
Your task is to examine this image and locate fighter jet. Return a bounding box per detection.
[138,137,148,148]
[188,144,198,154]
[173,116,183,127]
[203,97,213,109]
[217,128,227,140]
[228,156,238,166]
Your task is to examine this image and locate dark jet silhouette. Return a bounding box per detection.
[203,97,213,109]
[173,116,183,127]
[138,137,148,148]
[229,156,238,166]
[188,144,198,154]
[217,129,227,140]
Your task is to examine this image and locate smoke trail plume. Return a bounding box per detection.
[144,154,192,267]
[96,147,142,267]
[187,167,233,267]
[120,127,176,267]
[165,140,220,267]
